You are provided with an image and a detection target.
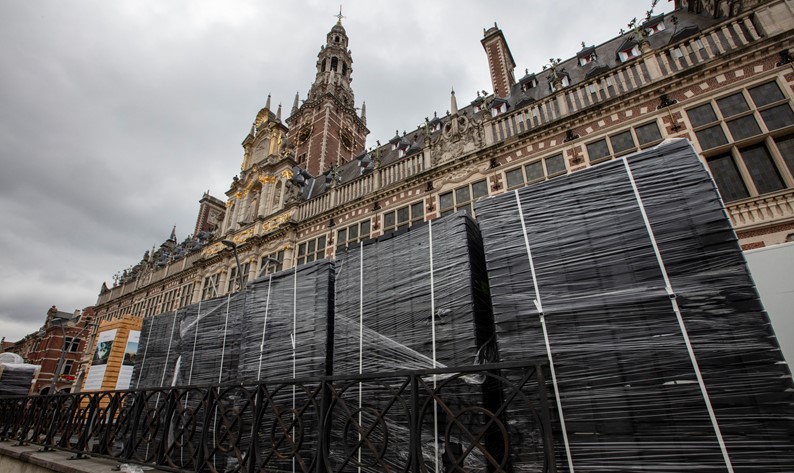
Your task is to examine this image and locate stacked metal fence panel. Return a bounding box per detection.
[475,140,794,472]
[332,212,501,471]
[333,213,496,376]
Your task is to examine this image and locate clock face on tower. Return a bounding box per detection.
[339,127,354,151]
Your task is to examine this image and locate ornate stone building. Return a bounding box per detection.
[95,0,794,322]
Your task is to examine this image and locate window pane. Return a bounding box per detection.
[397,206,409,223]
[455,186,471,204]
[337,229,346,244]
[635,122,663,145]
[586,139,610,162]
[505,168,524,188]
[726,115,761,141]
[348,224,358,240]
[774,134,794,177]
[760,104,794,131]
[525,161,544,181]
[741,144,785,195]
[383,212,395,229]
[687,103,719,128]
[707,154,749,202]
[410,202,423,220]
[471,180,488,199]
[439,192,454,210]
[695,125,728,150]
[749,82,785,107]
[610,130,636,155]
[307,240,315,254]
[459,203,473,216]
[360,220,370,239]
[297,243,306,257]
[716,93,750,118]
[545,154,566,175]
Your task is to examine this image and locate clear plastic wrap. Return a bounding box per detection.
[0,363,39,396]
[333,212,496,375]
[475,140,794,472]
[331,212,500,471]
[239,259,334,383]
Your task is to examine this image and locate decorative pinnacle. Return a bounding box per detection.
[335,5,345,24]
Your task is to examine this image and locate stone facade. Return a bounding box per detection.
[94,0,794,323]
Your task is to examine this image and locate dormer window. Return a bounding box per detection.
[618,44,641,62]
[489,98,509,117]
[491,103,507,117]
[522,78,538,91]
[643,15,666,36]
[519,70,538,92]
[579,54,596,66]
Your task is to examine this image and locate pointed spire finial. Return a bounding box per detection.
[450,87,458,115]
[361,101,367,124]
[292,92,299,115]
[276,103,282,120]
[265,93,271,110]
[335,5,345,24]
[170,225,176,241]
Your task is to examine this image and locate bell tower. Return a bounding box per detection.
[286,12,368,176]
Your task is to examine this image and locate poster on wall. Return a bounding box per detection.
[83,329,117,391]
[115,330,140,390]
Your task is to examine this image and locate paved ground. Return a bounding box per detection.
[0,441,163,473]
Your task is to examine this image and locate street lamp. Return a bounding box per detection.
[257,256,282,279]
[222,240,245,291]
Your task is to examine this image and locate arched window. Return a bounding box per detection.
[331,57,338,72]
[342,61,348,76]
[321,58,327,71]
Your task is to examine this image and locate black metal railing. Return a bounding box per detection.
[0,361,556,473]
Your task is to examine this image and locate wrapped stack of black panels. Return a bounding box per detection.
[238,259,334,382]
[0,363,38,396]
[237,260,334,473]
[332,212,499,471]
[475,140,794,472]
[333,212,496,375]
[177,294,244,387]
[132,310,182,389]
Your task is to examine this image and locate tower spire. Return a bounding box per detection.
[361,101,367,125]
[450,88,458,115]
[335,5,345,24]
[292,92,300,115]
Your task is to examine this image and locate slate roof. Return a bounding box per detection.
[293,9,718,196]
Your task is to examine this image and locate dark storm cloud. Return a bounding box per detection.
[0,0,671,340]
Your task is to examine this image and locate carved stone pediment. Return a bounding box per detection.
[431,114,484,166]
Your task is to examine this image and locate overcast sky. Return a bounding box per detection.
[0,0,675,342]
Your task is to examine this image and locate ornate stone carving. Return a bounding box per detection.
[431,114,484,166]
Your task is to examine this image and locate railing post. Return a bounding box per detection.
[411,373,421,473]
[315,378,332,473]
[156,389,177,467]
[534,364,557,473]
[71,393,98,459]
[247,385,262,473]
[195,387,216,473]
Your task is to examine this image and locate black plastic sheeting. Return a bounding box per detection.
[475,139,794,472]
[333,212,496,375]
[239,259,334,382]
[331,213,500,471]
